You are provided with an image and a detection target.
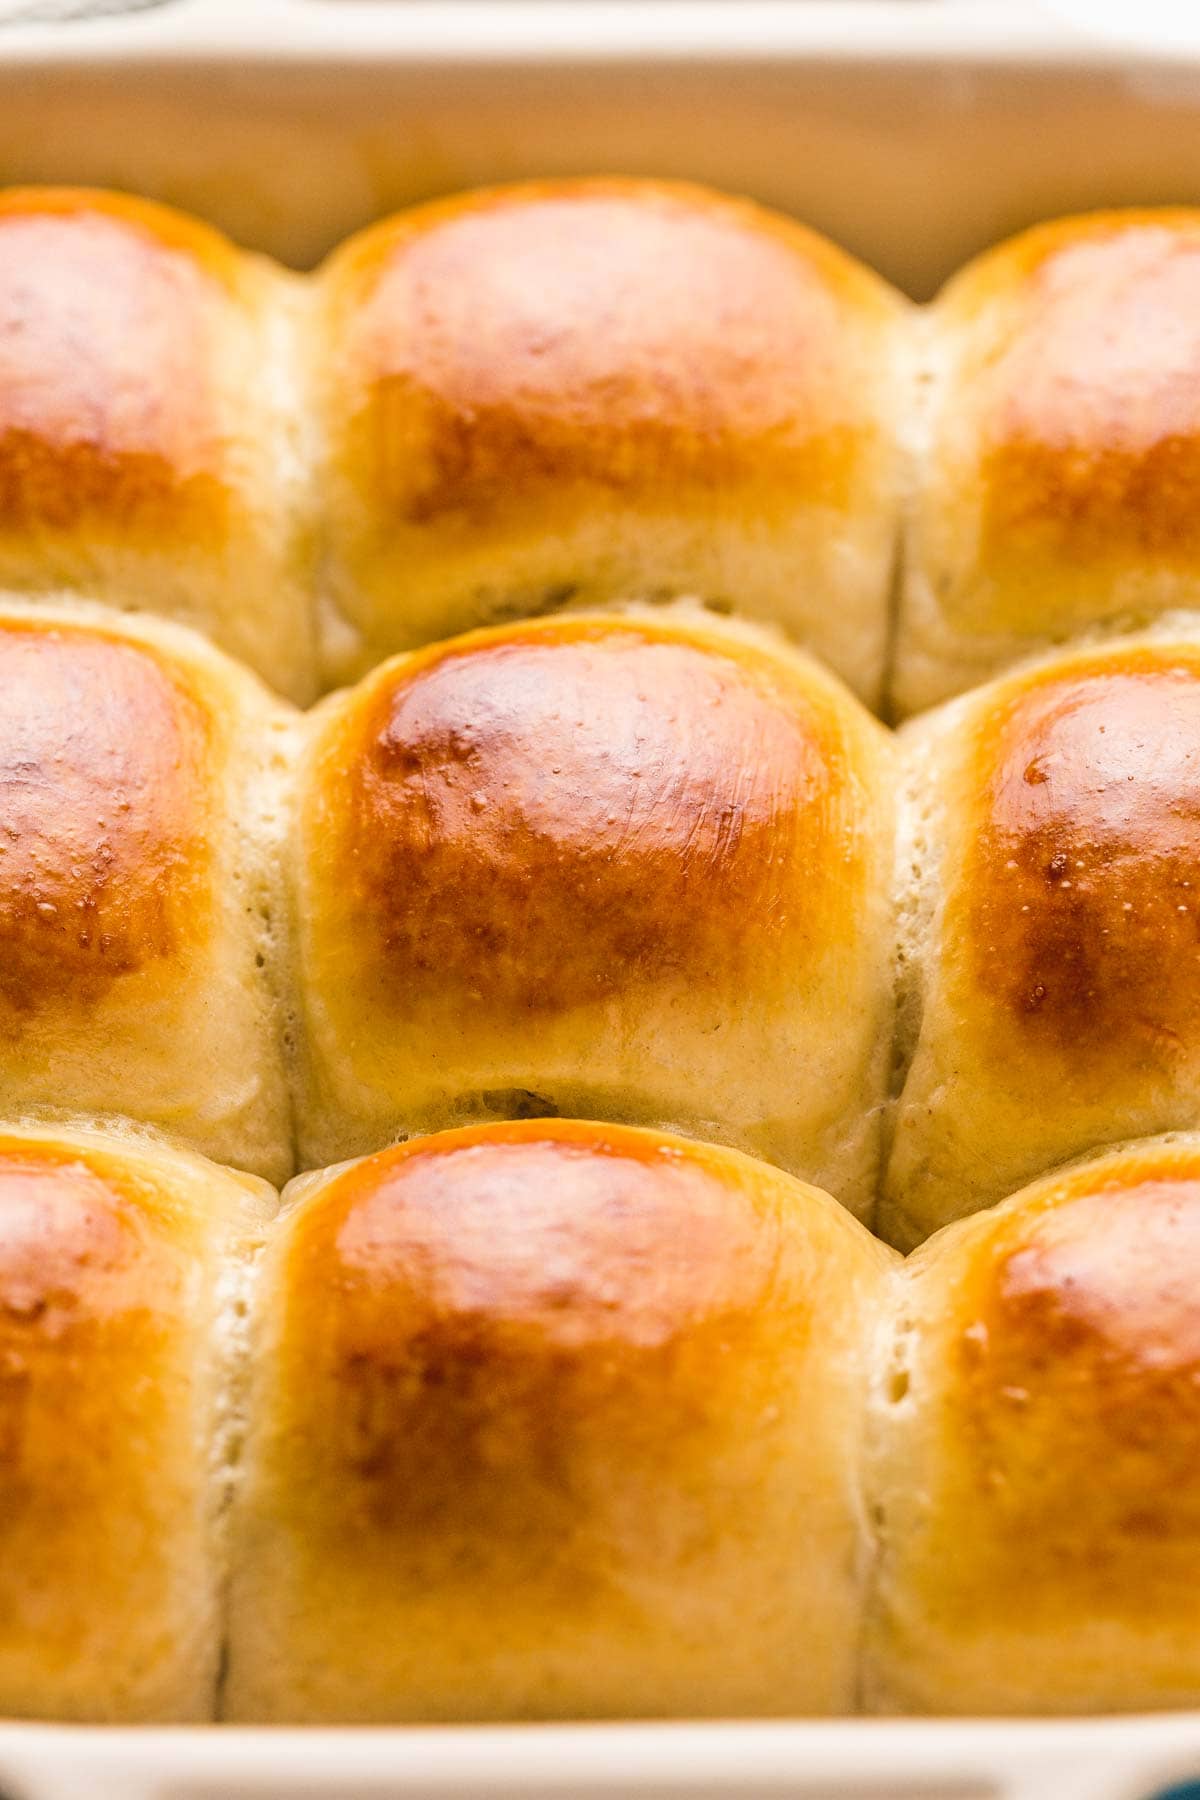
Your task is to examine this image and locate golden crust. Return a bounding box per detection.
[312,178,909,698]
[282,1120,802,1381]
[0,190,253,557]
[867,1137,1200,1713]
[885,637,1200,1241]
[0,188,247,286]
[0,600,292,1183]
[320,178,893,529]
[962,649,1200,1066]
[0,1134,184,1385]
[0,617,211,1018]
[313,615,858,1016]
[0,187,315,702]
[965,214,1200,578]
[927,1161,1200,1610]
[899,210,1200,712]
[227,1119,896,1721]
[277,1126,812,1564]
[293,611,896,1197]
[0,1122,271,1722]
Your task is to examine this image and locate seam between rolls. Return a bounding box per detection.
[852,1259,913,1715]
[878,443,908,734]
[879,298,931,729]
[211,1205,274,1723]
[872,304,932,1240]
[874,737,917,1244]
[245,703,305,1189]
[274,762,305,1187]
[262,269,323,709]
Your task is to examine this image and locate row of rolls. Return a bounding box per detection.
[6,181,1200,714]
[5,1108,1200,1722]
[5,591,1200,1248]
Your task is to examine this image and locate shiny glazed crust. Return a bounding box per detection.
[0,188,315,701]
[885,633,1200,1246]
[897,209,1200,714]
[0,598,295,1182]
[4,182,1200,1724]
[225,1117,897,1722]
[10,1111,1200,1721]
[289,608,897,1214]
[0,1119,273,1722]
[311,178,911,703]
[866,1135,1200,1714]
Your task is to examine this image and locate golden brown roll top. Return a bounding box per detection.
[885,634,1200,1246]
[898,209,1200,715]
[866,1136,1200,1714]
[0,617,206,1014]
[0,601,294,1181]
[20,184,1200,723]
[0,1119,274,1721]
[310,178,912,704]
[225,1118,896,1722]
[14,1110,1200,1723]
[0,188,314,701]
[289,609,897,1215]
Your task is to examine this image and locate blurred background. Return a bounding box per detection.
[0,0,1197,296]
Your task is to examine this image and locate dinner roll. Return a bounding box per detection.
[309,178,912,705]
[884,633,1200,1247]
[0,188,314,701]
[866,1134,1200,1714]
[0,600,295,1182]
[898,209,1200,716]
[288,609,897,1216]
[225,1118,896,1722]
[0,1118,274,1722]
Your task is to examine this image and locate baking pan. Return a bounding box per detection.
[2,2,1200,1794]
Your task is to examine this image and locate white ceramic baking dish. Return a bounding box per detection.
[2,2,1200,1794]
